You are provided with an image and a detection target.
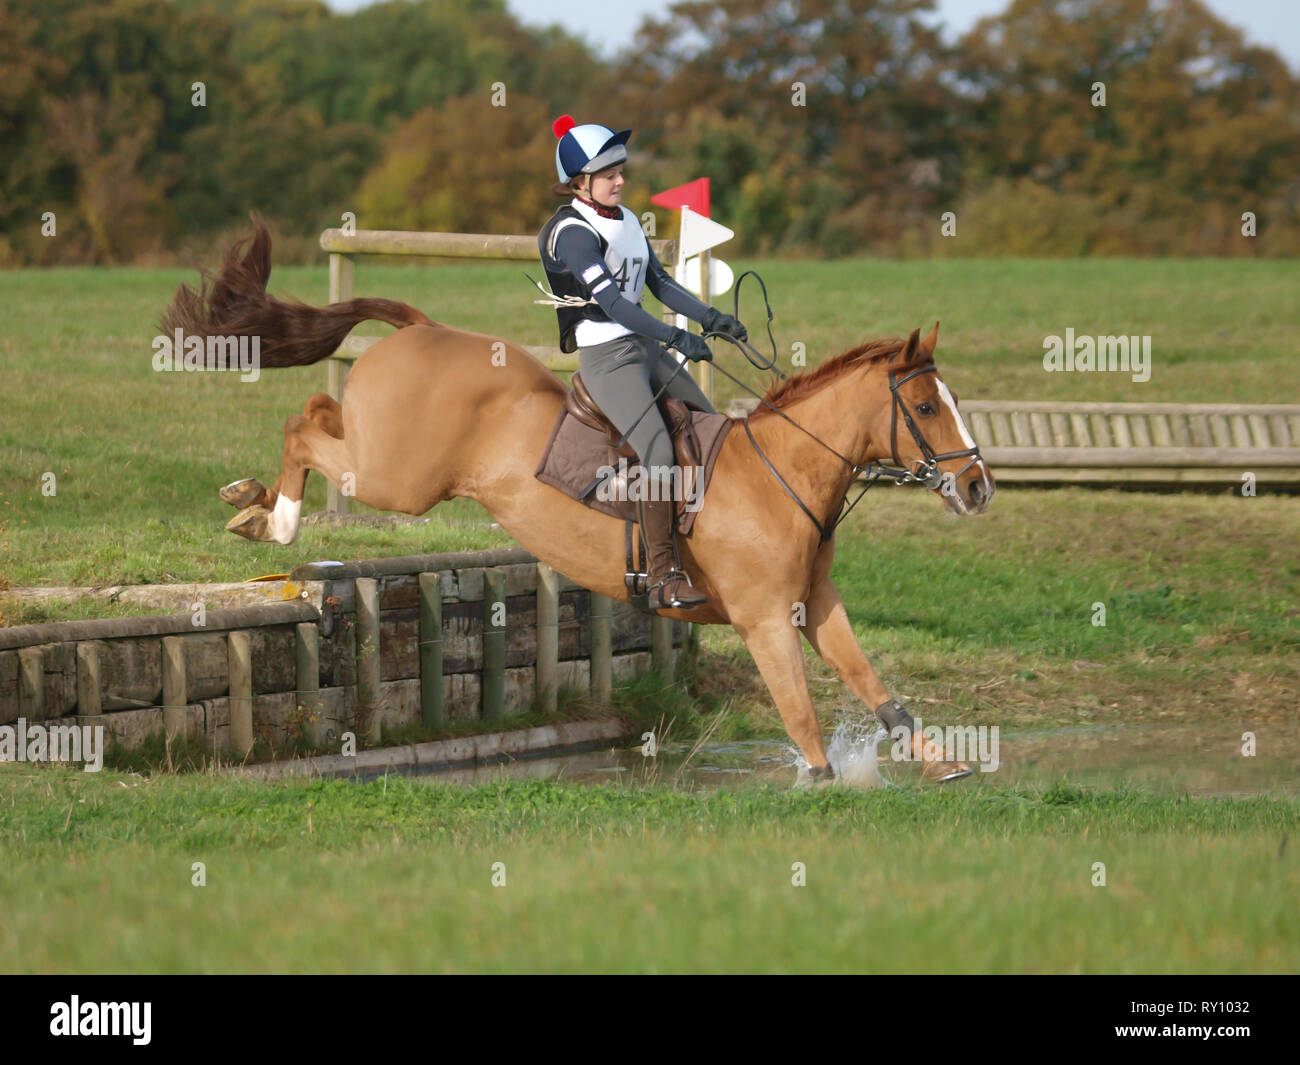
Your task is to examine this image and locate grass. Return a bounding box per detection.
[1,763,1296,973]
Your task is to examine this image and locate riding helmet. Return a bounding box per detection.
[552,115,632,182]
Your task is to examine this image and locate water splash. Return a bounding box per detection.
[789,719,891,789]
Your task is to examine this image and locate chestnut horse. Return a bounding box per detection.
[162,219,994,783]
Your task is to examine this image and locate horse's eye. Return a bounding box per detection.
[917,402,936,416]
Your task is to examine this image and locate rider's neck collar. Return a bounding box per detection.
[574,194,621,219]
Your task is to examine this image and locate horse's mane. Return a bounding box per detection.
[747,336,933,417]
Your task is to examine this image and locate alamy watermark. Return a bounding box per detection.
[1043,329,1151,383]
[0,718,104,771]
[152,329,260,382]
[594,460,705,511]
[50,997,150,1044]
[887,716,1000,772]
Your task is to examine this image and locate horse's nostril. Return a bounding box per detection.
[969,480,985,506]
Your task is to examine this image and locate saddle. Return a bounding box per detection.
[535,374,735,612]
[563,372,705,502]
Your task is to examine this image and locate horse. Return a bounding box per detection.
[161,218,995,783]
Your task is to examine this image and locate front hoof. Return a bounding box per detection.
[220,478,267,508]
[226,504,273,541]
[794,763,838,789]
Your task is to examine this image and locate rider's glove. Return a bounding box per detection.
[668,329,713,363]
[701,307,748,342]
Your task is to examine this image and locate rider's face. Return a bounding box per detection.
[586,165,624,206]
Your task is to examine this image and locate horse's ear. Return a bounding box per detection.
[921,320,939,357]
[896,327,922,363]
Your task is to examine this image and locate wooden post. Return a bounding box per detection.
[418,572,444,730]
[327,251,354,515]
[697,247,714,405]
[535,563,559,714]
[684,621,700,678]
[652,616,674,682]
[75,642,101,716]
[18,647,43,721]
[295,622,323,744]
[590,592,613,704]
[228,631,253,759]
[161,636,188,739]
[481,570,506,724]
[355,577,381,743]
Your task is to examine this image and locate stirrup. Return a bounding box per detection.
[647,569,706,611]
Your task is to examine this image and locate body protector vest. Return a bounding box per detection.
[537,199,652,353]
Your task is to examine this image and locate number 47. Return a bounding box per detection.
[612,257,644,291]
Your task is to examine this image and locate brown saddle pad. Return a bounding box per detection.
[534,398,734,537]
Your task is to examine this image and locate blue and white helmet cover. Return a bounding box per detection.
[553,115,632,182]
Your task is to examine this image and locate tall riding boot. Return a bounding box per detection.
[637,495,707,611]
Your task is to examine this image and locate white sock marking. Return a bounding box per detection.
[268,495,302,545]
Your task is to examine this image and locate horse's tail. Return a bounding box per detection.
[159,212,434,369]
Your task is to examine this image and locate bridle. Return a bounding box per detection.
[885,364,985,497]
[705,275,983,543]
[733,359,982,544]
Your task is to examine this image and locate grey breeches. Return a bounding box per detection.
[577,333,716,488]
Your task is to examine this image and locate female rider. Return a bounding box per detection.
[537,115,747,613]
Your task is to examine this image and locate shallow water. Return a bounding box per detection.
[387,719,1299,797]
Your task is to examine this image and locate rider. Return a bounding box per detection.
[537,115,748,613]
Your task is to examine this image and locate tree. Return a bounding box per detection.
[356,94,556,234]
[602,0,958,253]
[953,0,1300,254]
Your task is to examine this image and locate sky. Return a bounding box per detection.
[326,0,1300,71]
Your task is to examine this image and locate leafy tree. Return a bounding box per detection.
[603,0,959,254]
[954,0,1300,254]
[356,94,556,233]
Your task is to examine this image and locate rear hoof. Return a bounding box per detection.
[220,478,267,508]
[226,505,272,541]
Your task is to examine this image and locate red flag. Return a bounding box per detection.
[651,177,710,218]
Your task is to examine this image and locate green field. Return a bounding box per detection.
[1,764,1296,973]
[1,258,1297,972]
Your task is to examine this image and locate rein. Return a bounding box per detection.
[713,354,966,543]
[567,268,982,542]
[701,275,982,542]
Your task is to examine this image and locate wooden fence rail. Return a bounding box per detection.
[726,397,1300,484]
[0,549,684,758]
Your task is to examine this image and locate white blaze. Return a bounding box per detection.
[936,379,976,449]
[935,379,992,504]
